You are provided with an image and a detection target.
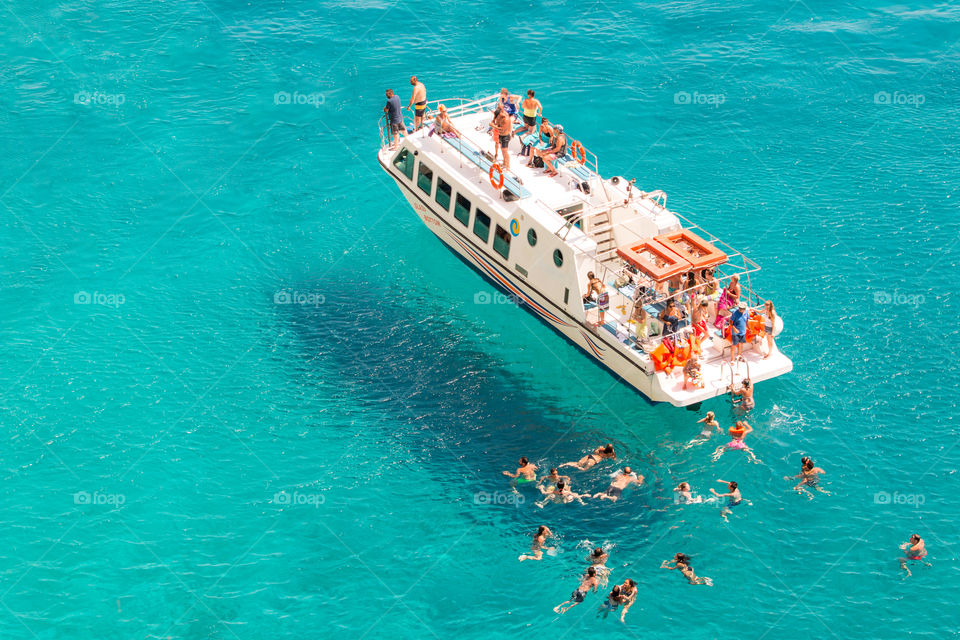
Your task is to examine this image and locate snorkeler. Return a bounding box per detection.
[518,525,554,562]
[711,421,760,464]
[673,481,703,504]
[786,456,829,499]
[559,444,616,470]
[899,534,930,577]
[593,467,644,502]
[661,553,713,585]
[554,566,599,614]
[710,479,743,522]
[502,456,538,490]
[535,480,589,508]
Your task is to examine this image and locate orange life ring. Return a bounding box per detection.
[571,140,586,165]
[489,163,504,190]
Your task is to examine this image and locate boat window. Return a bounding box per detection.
[553,249,564,267]
[417,162,433,195]
[454,194,470,226]
[473,209,491,243]
[527,228,537,246]
[393,148,414,180]
[493,225,510,259]
[436,177,452,211]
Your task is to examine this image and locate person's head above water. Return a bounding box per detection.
[742,379,751,388]
[519,456,529,465]
[536,525,548,536]
[729,481,738,491]
[911,534,921,544]
[623,466,632,475]
[677,482,690,491]
[674,553,691,565]
[592,547,604,557]
[706,411,715,420]
[587,566,597,577]
[549,468,558,475]
[603,444,614,455]
[527,89,535,97]
[556,481,566,491]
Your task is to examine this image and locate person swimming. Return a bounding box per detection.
[536,480,589,508]
[559,444,616,471]
[596,584,622,619]
[661,553,713,586]
[684,411,721,449]
[518,525,554,561]
[592,467,643,502]
[710,479,743,522]
[673,481,704,504]
[538,468,571,490]
[586,546,611,585]
[786,456,829,498]
[711,422,760,463]
[899,534,931,577]
[616,578,637,623]
[554,566,599,614]
[502,456,538,490]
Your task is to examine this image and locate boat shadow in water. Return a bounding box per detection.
[277,280,665,533]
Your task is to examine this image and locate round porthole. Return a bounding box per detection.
[553,249,564,267]
[527,228,537,246]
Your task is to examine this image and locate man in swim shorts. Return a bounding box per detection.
[710,479,742,522]
[554,566,599,613]
[728,300,748,363]
[593,467,644,502]
[407,75,427,130]
[383,89,404,150]
[493,108,512,171]
[502,456,537,489]
[900,534,929,577]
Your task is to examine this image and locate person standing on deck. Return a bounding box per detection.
[493,107,512,171]
[521,89,542,137]
[384,89,404,150]
[728,300,749,363]
[407,76,427,130]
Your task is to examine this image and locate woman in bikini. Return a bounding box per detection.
[731,378,755,411]
[712,422,759,463]
[559,444,616,470]
[518,525,554,561]
[661,553,713,585]
[763,300,777,359]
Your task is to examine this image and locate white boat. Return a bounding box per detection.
[377,94,792,407]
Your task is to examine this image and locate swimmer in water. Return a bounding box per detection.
[786,456,830,499]
[596,584,622,619]
[518,525,554,561]
[538,468,571,490]
[617,578,637,623]
[559,444,616,470]
[502,456,538,490]
[593,467,644,502]
[580,546,612,586]
[554,566,599,614]
[684,411,721,449]
[536,480,589,508]
[673,481,703,504]
[710,479,743,522]
[731,378,755,410]
[711,421,760,463]
[899,534,931,577]
[661,553,713,586]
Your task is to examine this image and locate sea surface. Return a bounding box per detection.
[2,0,959,638]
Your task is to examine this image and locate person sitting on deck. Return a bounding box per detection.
[659,298,683,338]
[432,104,460,138]
[527,118,555,167]
[542,124,567,177]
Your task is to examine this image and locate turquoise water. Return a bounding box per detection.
[2,0,959,637]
